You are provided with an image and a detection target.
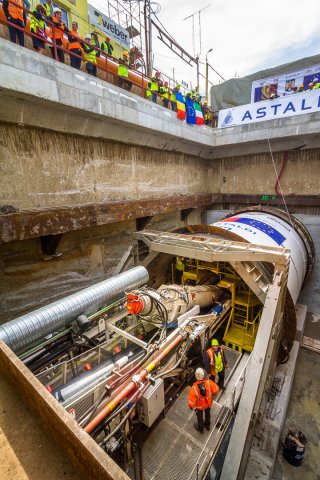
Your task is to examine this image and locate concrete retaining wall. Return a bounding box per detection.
[0,210,193,324]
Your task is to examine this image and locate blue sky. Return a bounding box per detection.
[92,0,320,93]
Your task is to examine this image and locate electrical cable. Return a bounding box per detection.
[153,338,191,380]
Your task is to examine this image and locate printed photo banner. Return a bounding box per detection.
[251,64,320,103]
[218,89,320,128]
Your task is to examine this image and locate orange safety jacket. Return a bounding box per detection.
[206,346,226,376]
[188,379,219,410]
[48,16,65,40]
[8,0,24,22]
[68,29,82,50]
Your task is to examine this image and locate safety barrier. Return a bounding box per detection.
[0,1,218,127]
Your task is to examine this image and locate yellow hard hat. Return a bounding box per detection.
[204,100,208,104]
[123,51,129,57]
[211,338,219,347]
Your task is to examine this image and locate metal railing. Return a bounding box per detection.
[0,2,218,127]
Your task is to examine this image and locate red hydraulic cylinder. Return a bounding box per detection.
[84,333,184,434]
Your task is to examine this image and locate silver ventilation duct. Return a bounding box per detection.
[0,266,149,353]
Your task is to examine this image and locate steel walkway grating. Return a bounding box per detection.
[128,347,241,480]
[140,390,223,480]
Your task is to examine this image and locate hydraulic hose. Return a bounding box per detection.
[84,332,185,434]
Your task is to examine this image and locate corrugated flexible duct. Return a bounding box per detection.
[0,266,149,354]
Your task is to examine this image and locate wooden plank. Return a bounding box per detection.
[302,336,320,353]
[0,341,130,480]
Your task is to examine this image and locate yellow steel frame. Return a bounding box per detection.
[172,257,263,352]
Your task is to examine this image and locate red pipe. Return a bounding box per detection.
[84,333,184,434]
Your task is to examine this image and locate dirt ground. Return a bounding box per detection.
[273,311,320,480]
[0,375,83,480]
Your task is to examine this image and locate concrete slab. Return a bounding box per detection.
[2,38,320,159]
[0,373,82,480]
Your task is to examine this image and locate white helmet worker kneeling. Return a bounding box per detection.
[188,368,219,433]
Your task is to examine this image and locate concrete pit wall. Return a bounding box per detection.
[0,211,193,325]
[0,123,217,210]
[1,123,320,211]
[217,149,320,196]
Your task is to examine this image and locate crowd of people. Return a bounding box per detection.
[2,0,120,78]
[2,0,216,125]
[146,71,213,125]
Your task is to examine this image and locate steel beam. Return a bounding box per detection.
[107,324,148,349]
[135,231,290,268]
[229,261,268,304]
[220,269,288,480]
[0,194,215,244]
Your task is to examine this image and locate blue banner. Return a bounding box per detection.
[186,97,196,124]
[218,89,320,128]
[230,217,286,245]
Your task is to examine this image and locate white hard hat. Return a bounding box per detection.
[85,34,91,39]
[53,7,62,13]
[195,368,205,381]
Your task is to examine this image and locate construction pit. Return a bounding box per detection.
[0,206,317,480]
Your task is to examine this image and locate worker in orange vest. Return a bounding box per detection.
[188,367,219,433]
[3,0,27,46]
[48,7,69,63]
[68,21,82,70]
[204,339,228,389]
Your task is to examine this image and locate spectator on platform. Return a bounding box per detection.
[306,82,314,91]
[313,78,320,89]
[3,0,27,47]
[117,50,132,91]
[43,0,53,17]
[90,31,100,49]
[202,101,212,126]
[146,71,161,103]
[48,7,69,63]
[298,84,304,93]
[160,81,169,108]
[30,4,47,55]
[81,34,99,77]
[170,83,180,112]
[101,36,114,56]
[194,86,200,101]
[68,21,82,70]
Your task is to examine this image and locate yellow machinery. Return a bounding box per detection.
[173,257,263,352]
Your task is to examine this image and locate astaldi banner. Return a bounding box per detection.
[251,64,320,102]
[88,4,130,49]
[218,89,320,128]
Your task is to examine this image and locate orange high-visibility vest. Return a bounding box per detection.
[188,379,219,410]
[8,0,24,22]
[68,29,82,50]
[48,16,65,40]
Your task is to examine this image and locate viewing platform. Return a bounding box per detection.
[1,38,320,160]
